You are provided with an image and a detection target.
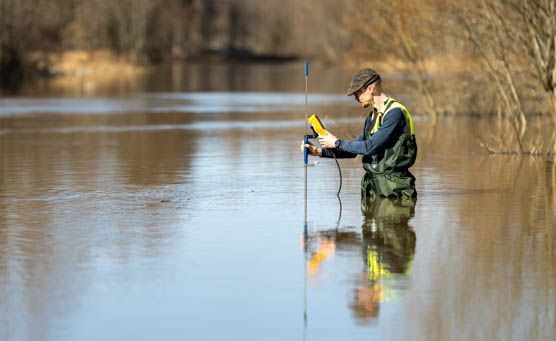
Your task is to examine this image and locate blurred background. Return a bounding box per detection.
[1,1,555,340]
[2,0,556,152]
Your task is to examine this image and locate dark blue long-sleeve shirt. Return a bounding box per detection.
[321,107,407,158]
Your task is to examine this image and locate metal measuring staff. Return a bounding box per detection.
[304,61,309,224]
[303,60,309,329]
[303,61,320,225]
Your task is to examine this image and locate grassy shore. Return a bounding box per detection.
[46,50,145,77]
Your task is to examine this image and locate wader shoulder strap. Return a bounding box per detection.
[368,97,415,136]
[370,97,403,135]
[383,98,414,135]
[382,98,396,114]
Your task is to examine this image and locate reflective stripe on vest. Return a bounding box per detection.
[369,97,414,135]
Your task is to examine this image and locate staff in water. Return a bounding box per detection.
[301,68,418,199]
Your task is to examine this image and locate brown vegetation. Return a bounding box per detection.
[1,0,555,156]
[0,0,197,84]
[46,50,145,76]
[0,0,354,80]
[345,0,556,156]
[453,0,556,155]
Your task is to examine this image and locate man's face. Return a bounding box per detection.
[355,85,374,108]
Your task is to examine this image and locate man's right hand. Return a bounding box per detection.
[300,141,322,156]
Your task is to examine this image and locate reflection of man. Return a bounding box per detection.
[349,198,416,322]
[302,68,417,199]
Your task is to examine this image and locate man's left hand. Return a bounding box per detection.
[318,130,338,148]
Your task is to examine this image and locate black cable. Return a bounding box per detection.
[330,150,342,224]
[330,151,342,197]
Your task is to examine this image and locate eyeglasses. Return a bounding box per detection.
[354,87,367,100]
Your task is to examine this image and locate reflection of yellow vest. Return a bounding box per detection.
[369,97,414,135]
[367,245,390,282]
[367,244,413,302]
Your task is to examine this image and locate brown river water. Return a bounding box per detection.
[1,63,555,340]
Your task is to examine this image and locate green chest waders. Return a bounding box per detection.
[361,98,417,199]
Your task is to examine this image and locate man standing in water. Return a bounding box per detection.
[302,68,417,199]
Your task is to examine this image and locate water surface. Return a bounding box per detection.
[1,62,554,340]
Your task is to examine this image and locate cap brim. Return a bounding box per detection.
[346,75,380,96]
[346,86,361,96]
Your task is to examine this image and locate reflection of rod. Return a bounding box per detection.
[303,223,308,330]
[304,61,309,225]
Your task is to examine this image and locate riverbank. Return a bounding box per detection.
[45,50,146,77]
[47,50,477,80]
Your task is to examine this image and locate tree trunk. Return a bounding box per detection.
[552,89,556,154]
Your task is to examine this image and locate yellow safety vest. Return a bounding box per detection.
[369,97,414,136]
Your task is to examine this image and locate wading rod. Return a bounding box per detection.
[304,61,309,225]
[303,61,309,327]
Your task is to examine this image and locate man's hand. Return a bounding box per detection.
[318,130,338,148]
[300,141,321,156]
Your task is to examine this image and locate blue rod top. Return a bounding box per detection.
[305,61,308,76]
[304,137,308,164]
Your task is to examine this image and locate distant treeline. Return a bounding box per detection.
[1,1,555,142]
[0,0,351,83]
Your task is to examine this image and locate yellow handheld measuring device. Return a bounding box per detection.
[307,114,327,136]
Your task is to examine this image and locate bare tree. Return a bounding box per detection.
[346,0,446,117]
[0,0,68,84]
[518,0,556,153]
[455,0,556,154]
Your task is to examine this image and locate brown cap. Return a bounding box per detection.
[347,68,381,96]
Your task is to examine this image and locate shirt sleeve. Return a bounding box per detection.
[320,120,367,159]
[335,108,405,156]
